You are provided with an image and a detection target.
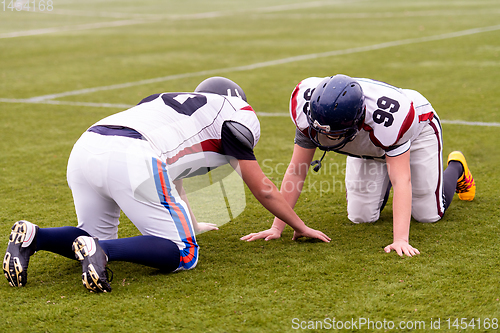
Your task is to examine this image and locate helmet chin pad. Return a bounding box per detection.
[308,125,358,151]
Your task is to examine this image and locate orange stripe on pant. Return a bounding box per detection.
[154,158,198,269]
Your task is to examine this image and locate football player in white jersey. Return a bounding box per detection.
[242,74,475,257]
[3,77,330,292]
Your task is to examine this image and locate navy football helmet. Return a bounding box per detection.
[307,74,365,151]
[195,76,247,102]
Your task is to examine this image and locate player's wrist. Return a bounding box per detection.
[270,225,283,235]
[392,238,409,244]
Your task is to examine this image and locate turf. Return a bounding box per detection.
[1,0,499,332]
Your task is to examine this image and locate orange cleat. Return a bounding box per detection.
[447,151,476,201]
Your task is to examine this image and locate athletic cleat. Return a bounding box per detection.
[72,236,112,293]
[447,151,476,201]
[3,220,38,287]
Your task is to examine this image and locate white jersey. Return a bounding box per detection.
[93,92,260,179]
[290,77,436,158]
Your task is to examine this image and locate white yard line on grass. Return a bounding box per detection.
[18,23,500,103]
[0,19,147,39]
[2,21,500,129]
[0,98,133,109]
[256,113,500,128]
[1,96,497,127]
[41,0,362,19]
[439,119,500,127]
[260,8,500,20]
[0,0,361,39]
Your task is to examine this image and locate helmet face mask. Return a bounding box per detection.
[307,118,363,150]
[306,75,365,151]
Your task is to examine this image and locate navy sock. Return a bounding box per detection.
[443,161,464,210]
[99,236,181,272]
[36,226,90,260]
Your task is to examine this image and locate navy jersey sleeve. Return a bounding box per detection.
[221,122,256,160]
[137,93,160,105]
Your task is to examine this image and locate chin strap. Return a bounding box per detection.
[310,150,327,172]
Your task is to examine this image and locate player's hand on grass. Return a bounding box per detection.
[292,226,331,243]
[240,227,282,241]
[241,226,330,243]
[384,240,420,257]
[194,222,219,234]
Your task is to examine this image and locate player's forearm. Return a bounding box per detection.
[271,163,309,232]
[386,151,412,242]
[236,158,310,232]
[391,181,412,242]
[251,177,308,232]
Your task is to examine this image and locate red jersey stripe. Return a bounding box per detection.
[166,139,222,165]
[396,102,415,143]
[419,112,434,122]
[290,82,302,128]
[240,105,255,112]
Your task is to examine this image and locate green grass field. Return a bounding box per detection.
[1,0,500,332]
